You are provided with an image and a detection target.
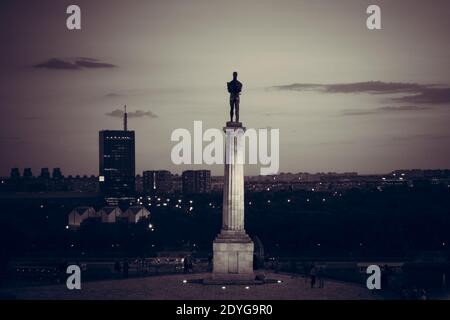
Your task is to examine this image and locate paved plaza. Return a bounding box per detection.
[1,272,387,300]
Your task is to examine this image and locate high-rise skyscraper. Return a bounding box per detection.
[52,168,63,179]
[182,170,211,194]
[10,168,20,180]
[143,170,173,194]
[23,168,33,179]
[99,106,135,204]
[39,168,50,179]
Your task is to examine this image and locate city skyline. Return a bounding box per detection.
[1,0,450,176]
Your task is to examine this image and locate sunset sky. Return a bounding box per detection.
[1,0,450,176]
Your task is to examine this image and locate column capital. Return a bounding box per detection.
[225,121,243,128]
[224,122,246,133]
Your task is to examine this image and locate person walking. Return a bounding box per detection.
[114,260,121,276]
[317,266,325,288]
[123,259,129,278]
[207,254,213,272]
[310,265,317,288]
[188,255,193,273]
[183,256,189,274]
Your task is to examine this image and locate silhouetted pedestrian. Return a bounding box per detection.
[443,272,447,292]
[317,266,325,288]
[114,260,121,275]
[310,266,317,288]
[208,254,213,272]
[183,255,189,274]
[188,255,193,273]
[123,259,129,278]
[419,288,427,300]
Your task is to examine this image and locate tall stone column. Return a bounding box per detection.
[212,121,254,282]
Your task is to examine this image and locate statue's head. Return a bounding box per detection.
[233,72,238,79]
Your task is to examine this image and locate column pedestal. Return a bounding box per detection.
[212,232,254,281]
[210,121,255,283]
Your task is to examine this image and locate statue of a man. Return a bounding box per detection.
[227,72,242,122]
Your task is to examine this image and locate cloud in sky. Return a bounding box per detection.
[273,81,450,104]
[105,109,158,119]
[390,134,450,142]
[273,81,423,94]
[105,93,125,98]
[393,88,450,104]
[341,110,377,116]
[341,105,430,116]
[377,106,429,112]
[324,82,423,94]
[33,57,117,70]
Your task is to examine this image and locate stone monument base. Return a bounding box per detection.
[211,231,255,283]
[203,277,264,285]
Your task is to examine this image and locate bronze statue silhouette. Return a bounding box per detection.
[227,72,242,122]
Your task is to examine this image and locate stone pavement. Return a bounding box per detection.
[1,272,386,300]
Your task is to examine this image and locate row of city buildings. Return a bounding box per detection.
[1,167,212,195]
[2,107,450,204]
[4,167,450,196]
